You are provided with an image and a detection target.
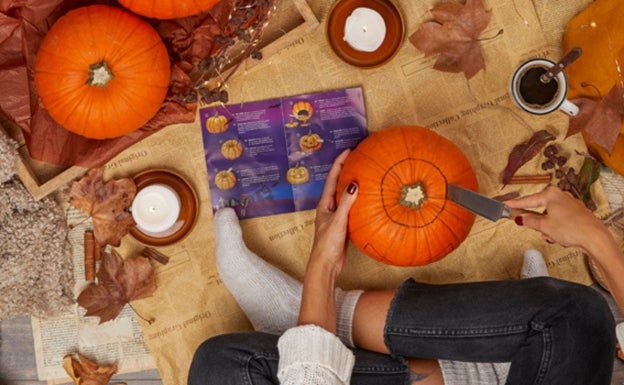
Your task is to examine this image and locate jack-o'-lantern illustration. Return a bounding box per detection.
[286,101,314,127]
[286,164,310,185]
[215,169,236,190]
[206,114,229,134]
[299,131,323,152]
[221,139,243,160]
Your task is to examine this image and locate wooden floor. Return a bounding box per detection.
[1,284,623,385]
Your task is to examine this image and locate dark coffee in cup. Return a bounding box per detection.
[518,66,559,106]
[510,58,578,116]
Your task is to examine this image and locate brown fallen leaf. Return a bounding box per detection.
[409,0,493,79]
[63,353,118,385]
[77,250,156,324]
[502,130,556,185]
[568,84,624,155]
[67,168,137,247]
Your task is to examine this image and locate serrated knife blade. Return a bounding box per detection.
[447,184,512,222]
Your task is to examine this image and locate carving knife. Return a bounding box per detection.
[446,184,520,222]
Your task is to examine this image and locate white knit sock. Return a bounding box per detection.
[616,323,624,351]
[213,207,363,344]
[335,287,364,348]
[521,249,549,278]
[214,208,302,335]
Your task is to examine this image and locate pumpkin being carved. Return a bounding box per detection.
[206,115,229,134]
[221,139,243,160]
[336,126,478,267]
[34,5,170,140]
[286,165,310,185]
[299,131,323,152]
[215,169,237,190]
[118,0,219,19]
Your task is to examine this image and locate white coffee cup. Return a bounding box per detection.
[510,58,579,116]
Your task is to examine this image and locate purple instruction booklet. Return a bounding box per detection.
[200,87,368,219]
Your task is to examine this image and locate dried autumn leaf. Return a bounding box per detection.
[568,84,624,155]
[578,156,601,206]
[63,353,117,385]
[409,0,492,79]
[77,250,156,324]
[502,130,556,185]
[67,168,137,247]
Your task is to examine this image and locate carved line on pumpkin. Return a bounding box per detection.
[380,157,447,228]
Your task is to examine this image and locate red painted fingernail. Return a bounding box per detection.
[347,182,358,195]
[514,216,524,226]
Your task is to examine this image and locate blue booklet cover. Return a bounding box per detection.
[200,87,368,218]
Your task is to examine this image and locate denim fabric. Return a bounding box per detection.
[385,277,615,385]
[187,331,409,385]
[188,277,615,385]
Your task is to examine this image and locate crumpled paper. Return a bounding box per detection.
[0,0,247,168]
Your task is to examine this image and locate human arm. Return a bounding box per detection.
[506,186,624,315]
[298,149,358,331]
[277,149,359,384]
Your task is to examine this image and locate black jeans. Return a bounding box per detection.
[188,277,615,384]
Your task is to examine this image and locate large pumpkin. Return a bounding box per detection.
[118,0,219,19]
[34,5,171,140]
[563,0,624,175]
[336,126,478,266]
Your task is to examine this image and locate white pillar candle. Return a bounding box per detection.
[132,184,181,234]
[343,7,386,52]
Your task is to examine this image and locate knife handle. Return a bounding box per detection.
[504,207,541,219]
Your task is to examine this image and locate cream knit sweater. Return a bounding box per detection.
[277,324,510,385]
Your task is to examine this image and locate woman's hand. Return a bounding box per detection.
[309,149,359,277]
[298,149,358,331]
[505,186,606,250]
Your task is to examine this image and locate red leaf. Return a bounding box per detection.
[67,168,137,247]
[77,250,156,324]
[569,84,624,155]
[409,0,492,79]
[502,130,556,185]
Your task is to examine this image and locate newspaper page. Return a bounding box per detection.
[32,0,616,384]
[30,206,156,383]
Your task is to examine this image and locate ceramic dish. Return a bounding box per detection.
[326,0,405,68]
[129,169,199,246]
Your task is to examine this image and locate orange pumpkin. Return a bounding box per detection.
[118,0,219,19]
[215,169,237,190]
[563,0,624,175]
[292,101,313,123]
[336,126,477,267]
[286,165,310,185]
[206,114,229,134]
[299,131,323,152]
[221,139,243,160]
[34,5,170,140]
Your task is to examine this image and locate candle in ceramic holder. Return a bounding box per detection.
[131,183,181,234]
[343,7,386,52]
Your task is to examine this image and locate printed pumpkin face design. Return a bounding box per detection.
[206,114,229,134]
[299,131,323,152]
[215,169,237,190]
[221,139,243,160]
[286,165,310,185]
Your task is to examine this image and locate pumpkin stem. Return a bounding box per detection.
[87,60,114,88]
[399,182,426,209]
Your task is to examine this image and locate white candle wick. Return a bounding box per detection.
[343,7,386,53]
[132,184,181,234]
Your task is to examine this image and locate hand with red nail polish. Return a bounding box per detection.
[506,186,624,315]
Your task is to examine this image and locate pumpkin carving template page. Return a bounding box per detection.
[200,87,367,219]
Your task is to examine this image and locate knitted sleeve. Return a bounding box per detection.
[439,359,511,385]
[277,324,355,385]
